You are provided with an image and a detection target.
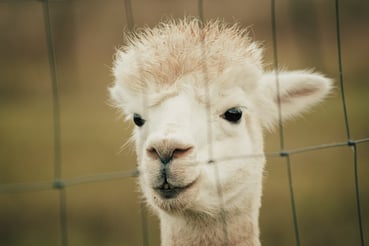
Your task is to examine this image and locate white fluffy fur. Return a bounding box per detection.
[109,18,332,246]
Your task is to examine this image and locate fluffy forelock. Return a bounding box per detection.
[111,18,263,111]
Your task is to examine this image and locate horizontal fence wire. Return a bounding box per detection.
[0,170,139,193]
[1,139,368,194]
[0,0,368,246]
[0,143,368,193]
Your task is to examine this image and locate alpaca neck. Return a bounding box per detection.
[159,208,260,246]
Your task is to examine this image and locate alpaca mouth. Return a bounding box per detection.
[155,179,197,199]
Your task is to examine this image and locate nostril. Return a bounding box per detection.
[146,147,175,165]
[147,147,157,155]
[147,147,159,159]
[146,147,172,164]
[173,147,193,159]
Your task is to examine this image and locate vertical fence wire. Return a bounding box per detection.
[271,0,300,245]
[197,2,229,243]
[122,0,149,245]
[334,0,351,141]
[42,1,68,245]
[334,1,364,244]
[42,0,61,183]
[59,189,69,246]
[270,0,285,151]
[198,0,204,22]
[285,155,301,246]
[138,95,150,246]
[124,0,134,31]
[140,202,150,246]
[352,143,365,246]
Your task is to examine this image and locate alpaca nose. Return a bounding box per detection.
[146,140,193,165]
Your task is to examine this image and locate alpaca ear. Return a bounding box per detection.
[258,70,333,130]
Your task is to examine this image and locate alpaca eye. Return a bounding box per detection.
[133,113,145,127]
[221,107,243,123]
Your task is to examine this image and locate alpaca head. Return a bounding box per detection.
[110,19,332,221]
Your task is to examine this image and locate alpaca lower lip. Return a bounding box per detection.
[156,186,183,199]
[155,179,197,199]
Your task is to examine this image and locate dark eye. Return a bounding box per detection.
[221,107,243,123]
[133,113,145,127]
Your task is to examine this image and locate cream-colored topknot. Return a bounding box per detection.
[112,18,263,94]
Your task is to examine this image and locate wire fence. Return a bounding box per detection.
[0,0,368,246]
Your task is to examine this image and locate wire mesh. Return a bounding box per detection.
[270,0,300,245]
[334,0,364,244]
[121,0,151,244]
[0,0,368,245]
[42,1,68,245]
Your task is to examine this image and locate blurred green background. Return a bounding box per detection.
[0,0,368,245]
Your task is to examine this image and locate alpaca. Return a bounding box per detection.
[109,18,332,246]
